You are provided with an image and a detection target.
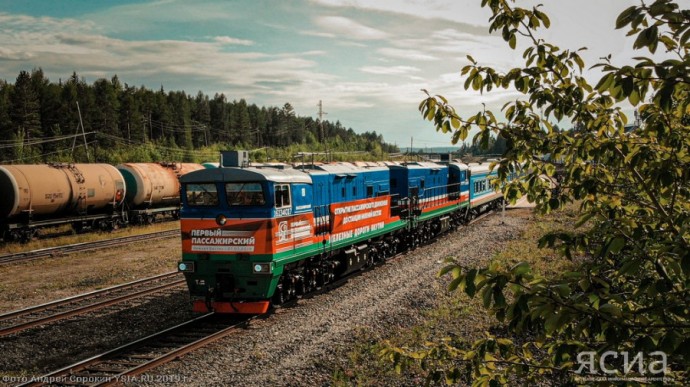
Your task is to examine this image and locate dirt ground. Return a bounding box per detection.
[0,235,181,313]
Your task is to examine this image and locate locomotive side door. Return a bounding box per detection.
[290,183,314,252]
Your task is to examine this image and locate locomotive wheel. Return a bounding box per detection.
[273,284,286,304]
[316,269,326,288]
[296,276,307,296]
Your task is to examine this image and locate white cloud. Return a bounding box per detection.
[213,36,254,46]
[378,48,438,61]
[360,65,420,75]
[83,0,247,32]
[314,16,389,40]
[0,13,334,96]
[310,0,493,27]
[300,30,337,38]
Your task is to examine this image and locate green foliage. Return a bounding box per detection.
[390,0,690,384]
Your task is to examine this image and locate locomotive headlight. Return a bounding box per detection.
[215,214,227,226]
[178,261,195,273]
[253,263,271,274]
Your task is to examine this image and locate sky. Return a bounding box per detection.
[0,0,642,149]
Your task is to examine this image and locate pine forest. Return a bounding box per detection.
[0,69,400,164]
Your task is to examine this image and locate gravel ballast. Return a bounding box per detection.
[0,289,196,381]
[140,209,532,386]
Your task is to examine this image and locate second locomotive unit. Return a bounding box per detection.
[178,151,512,314]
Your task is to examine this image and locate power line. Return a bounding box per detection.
[4,141,97,163]
[0,132,96,149]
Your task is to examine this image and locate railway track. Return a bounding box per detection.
[20,314,253,387]
[0,271,185,337]
[9,210,503,385]
[0,229,180,265]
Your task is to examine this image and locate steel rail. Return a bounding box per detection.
[0,272,184,337]
[20,314,253,387]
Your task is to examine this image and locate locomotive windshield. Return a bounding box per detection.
[226,183,266,206]
[185,183,219,206]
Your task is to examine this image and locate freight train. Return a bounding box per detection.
[0,162,206,242]
[177,151,518,314]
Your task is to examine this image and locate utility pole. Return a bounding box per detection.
[70,102,90,162]
[410,137,413,161]
[318,100,328,162]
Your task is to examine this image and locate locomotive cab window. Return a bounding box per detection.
[274,184,291,208]
[226,183,265,206]
[185,183,219,206]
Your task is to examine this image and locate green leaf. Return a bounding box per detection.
[615,6,638,29]
[681,252,690,276]
[588,294,600,309]
[438,264,457,277]
[544,313,560,334]
[537,11,550,28]
[634,25,659,52]
[554,284,571,298]
[574,213,593,228]
[629,88,640,105]
[466,269,477,297]
[511,262,530,277]
[608,237,625,254]
[451,117,460,129]
[509,34,516,49]
[448,275,466,292]
[599,303,622,318]
[482,287,493,308]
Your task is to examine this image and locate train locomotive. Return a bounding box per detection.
[177,152,512,314]
[0,162,206,242]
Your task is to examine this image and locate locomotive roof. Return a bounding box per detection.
[306,162,388,174]
[468,163,492,173]
[179,166,312,184]
[390,161,445,170]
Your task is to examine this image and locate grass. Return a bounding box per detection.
[332,203,583,385]
[0,221,179,254]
